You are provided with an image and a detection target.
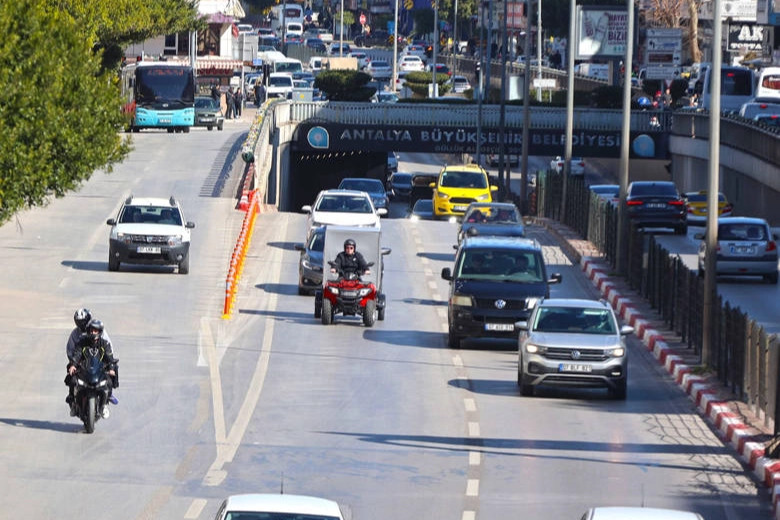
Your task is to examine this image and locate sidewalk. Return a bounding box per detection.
[535,216,780,520]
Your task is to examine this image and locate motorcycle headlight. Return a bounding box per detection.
[358,288,372,297]
[450,294,473,307]
[76,378,86,386]
[327,286,339,295]
[168,235,183,246]
[98,380,107,387]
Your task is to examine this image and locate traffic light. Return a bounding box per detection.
[475,61,481,75]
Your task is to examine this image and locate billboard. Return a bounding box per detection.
[575,6,628,59]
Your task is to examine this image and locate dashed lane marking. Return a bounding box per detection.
[466,479,480,497]
[468,422,480,437]
[469,451,481,466]
[464,398,476,412]
[184,499,207,519]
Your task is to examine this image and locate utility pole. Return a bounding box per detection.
[616,0,635,274]
[392,0,399,93]
[433,0,439,98]
[520,0,533,213]
[498,0,509,197]
[561,0,575,223]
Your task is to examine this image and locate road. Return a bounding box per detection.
[0,124,773,520]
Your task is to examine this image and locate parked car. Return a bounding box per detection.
[193,96,224,131]
[696,216,779,284]
[399,55,425,72]
[387,171,413,199]
[365,60,392,81]
[294,225,325,295]
[213,494,345,520]
[431,163,497,219]
[487,153,519,166]
[354,29,392,48]
[448,75,471,93]
[301,189,386,232]
[550,156,585,175]
[516,298,634,399]
[683,190,733,225]
[626,181,688,235]
[337,177,389,212]
[458,202,525,243]
[441,236,562,348]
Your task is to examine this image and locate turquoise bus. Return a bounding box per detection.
[121,61,196,133]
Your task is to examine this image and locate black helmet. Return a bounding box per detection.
[74,308,92,332]
[86,319,104,341]
[344,238,356,251]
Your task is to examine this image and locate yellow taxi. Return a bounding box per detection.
[683,190,734,225]
[430,163,497,218]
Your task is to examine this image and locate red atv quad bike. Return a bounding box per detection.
[316,261,381,327]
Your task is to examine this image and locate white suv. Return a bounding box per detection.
[106,195,195,274]
[301,189,387,232]
[267,73,294,99]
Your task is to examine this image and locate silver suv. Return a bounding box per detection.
[106,195,195,274]
[516,298,633,399]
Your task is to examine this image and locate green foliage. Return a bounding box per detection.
[315,70,375,101]
[0,0,130,224]
[412,9,435,37]
[404,71,451,97]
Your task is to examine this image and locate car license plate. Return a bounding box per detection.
[137,246,161,254]
[485,323,514,331]
[559,363,593,373]
[160,118,171,124]
[647,203,665,209]
[453,205,468,212]
[730,245,756,254]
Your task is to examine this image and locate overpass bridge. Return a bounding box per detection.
[246,101,780,224]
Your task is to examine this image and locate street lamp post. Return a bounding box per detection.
[536,0,542,101]
[339,0,345,57]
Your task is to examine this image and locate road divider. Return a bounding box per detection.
[223,189,259,319]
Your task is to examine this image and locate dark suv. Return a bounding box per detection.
[441,236,562,348]
[626,181,687,234]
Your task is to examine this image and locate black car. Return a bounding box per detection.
[458,202,525,243]
[294,226,325,295]
[354,30,391,48]
[387,172,413,200]
[626,181,687,235]
[441,236,562,348]
[305,38,327,53]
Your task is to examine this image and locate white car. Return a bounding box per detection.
[448,75,471,93]
[302,189,387,231]
[348,51,370,70]
[266,72,294,99]
[581,507,704,520]
[366,60,392,81]
[214,494,345,520]
[399,55,425,72]
[550,155,585,176]
[401,44,427,60]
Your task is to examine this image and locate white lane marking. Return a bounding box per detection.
[431,293,442,301]
[469,451,481,466]
[202,218,287,487]
[427,280,437,290]
[466,479,480,496]
[414,236,422,244]
[437,307,447,318]
[58,277,69,289]
[464,398,476,412]
[421,257,429,265]
[468,422,480,437]
[452,355,463,367]
[463,511,476,520]
[200,318,226,445]
[424,268,433,277]
[441,322,449,333]
[184,499,207,519]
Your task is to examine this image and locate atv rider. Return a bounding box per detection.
[330,238,371,277]
[68,319,118,419]
[66,308,116,411]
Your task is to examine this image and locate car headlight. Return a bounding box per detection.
[358,288,372,297]
[525,343,544,354]
[607,347,626,357]
[168,235,183,246]
[437,191,450,200]
[450,294,473,306]
[476,193,491,201]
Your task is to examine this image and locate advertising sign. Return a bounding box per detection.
[727,23,764,51]
[575,6,628,59]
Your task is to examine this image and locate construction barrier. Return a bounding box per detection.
[222,189,260,319]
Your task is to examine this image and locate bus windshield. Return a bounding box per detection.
[136,66,195,108]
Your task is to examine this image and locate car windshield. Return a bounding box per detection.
[441,171,488,189]
[630,183,678,197]
[224,513,340,520]
[195,97,219,109]
[456,250,542,282]
[120,205,182,225]
[372,61,389,68]
[339,180,384,193]
[464,206,519,223]
[532,307,617,334]
[718,223,768,241]
[309,231,325,252]
[391,173,412,183]
[270,76,293,87]
[413,199,433,213]
[315,195,372,213]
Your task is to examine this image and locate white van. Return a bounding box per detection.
[755,67,780,100]
[286,23,304,38]
[698,66,755,114]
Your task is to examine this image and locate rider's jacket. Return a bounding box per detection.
[333,250,369,274]
[66,327,114,363]
[71,334,117,369]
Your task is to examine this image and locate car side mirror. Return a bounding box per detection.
[186,222,195,229]
[381,247,392,256]
[441,267,452,281]
[377,208,388,216]
[106,218,116,226]
[514,320,529,331]
[548,273,563,284]
[294,244,305,252]
[429,182,436,188]
[620,325,635,336]
[490,185,498,191]
[301,205,312,213]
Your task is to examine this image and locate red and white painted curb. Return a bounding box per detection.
[581,257,780,519]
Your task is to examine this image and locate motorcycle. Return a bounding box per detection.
[318,261,379,327]
[72,347,116,433]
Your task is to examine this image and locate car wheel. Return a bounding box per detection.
[167,128,175,133]
[610,379,627,400]
[178,254,190,275]
[183,127,190,133]
[518,368,534,396]
[377,306,385,321]
[321,299,333,325]
[363,300,376,327]
[766,271,779,285]
[207,126,213,131]
[218,122,224,131]
[447,331,462,349]
[298,286,308,296]
[108,250,120,272]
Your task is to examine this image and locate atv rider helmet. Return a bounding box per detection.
[74,308,92,332]
[344,239,356,252]
[86,319,104,342]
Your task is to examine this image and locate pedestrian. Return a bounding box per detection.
[234,88,243,117]
[211,83,220,102]
[226,87,235,120]
[255,83,266,106]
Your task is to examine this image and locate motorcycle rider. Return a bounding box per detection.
[331,238,370,277]
[68,319,118,419]
[66,309,116,412]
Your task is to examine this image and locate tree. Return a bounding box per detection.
[0,0,130,224]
